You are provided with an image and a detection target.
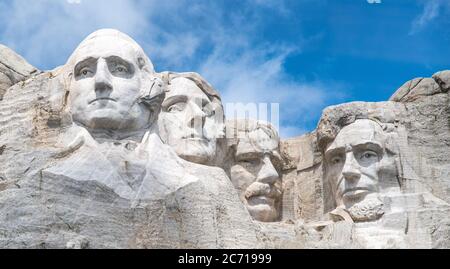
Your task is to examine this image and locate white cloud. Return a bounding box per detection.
[410,0,449,35]
[0,0,341,138]
[0,0,150,69]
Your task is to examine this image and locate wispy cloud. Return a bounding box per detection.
[0,0,342,138]
[410,0,449,35]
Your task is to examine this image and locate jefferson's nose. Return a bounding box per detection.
[95,58,113,94]
[187,103,206,129]
[342,153,361,182]
[256,155,279,184]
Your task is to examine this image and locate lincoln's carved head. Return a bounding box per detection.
[324,119,398,222]
[65,29,163,133]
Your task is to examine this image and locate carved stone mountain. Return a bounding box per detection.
[1,31,450,248]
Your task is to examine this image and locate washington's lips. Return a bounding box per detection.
[89,97,117,104]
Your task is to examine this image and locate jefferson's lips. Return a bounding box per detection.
[88,97,116,104]
[181,135,210,142]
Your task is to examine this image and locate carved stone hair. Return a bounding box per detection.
[316,101,402,154]
[66,28,154,74]
[159,71,222,105]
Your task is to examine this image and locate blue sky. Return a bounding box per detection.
[0,0,449,138]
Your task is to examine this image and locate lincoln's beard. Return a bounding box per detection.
[347,196,384,222]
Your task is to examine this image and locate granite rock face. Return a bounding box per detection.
[1,29,450,249]
[0,44,39,100]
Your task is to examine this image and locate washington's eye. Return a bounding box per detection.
[112,64,128,74]
[167,103,186,113]
[79,67,93,78]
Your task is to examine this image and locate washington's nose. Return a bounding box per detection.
[342,153,361,182]
[256,155,279,184]
[95,59,113,94]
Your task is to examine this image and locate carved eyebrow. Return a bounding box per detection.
[325,147,345,160]
[325,142,383,159]
[74,57,97,74]
[352,142,383,153]
[105,56,134,70]
[162,95,188,108]
[235,151,264,162]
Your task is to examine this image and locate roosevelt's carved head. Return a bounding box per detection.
[158,72,225,165]
[227,119,282,222]
[324,119,398,222]
[65,29,163,133]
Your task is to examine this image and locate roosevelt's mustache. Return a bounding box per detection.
[244,182,281,200]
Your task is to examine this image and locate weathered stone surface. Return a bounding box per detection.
[0,44,39,100]
[0,70,260,249]
[1,29,450,248]
[432,70,450,92]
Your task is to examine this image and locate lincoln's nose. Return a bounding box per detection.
[342,153,361,182]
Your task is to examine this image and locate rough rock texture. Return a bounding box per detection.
[1,34,450,249]
[0,44,39,100]
[0,71,260,249]
[274,71,450,248]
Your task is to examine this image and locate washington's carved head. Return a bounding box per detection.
[65,29,163,132]
[227,119,282,222]
[158,72,224,165]
[324,119,397,222]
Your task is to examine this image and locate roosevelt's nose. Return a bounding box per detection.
[342,152,361,182]
[95,58,113,94]
[256,155,279,184]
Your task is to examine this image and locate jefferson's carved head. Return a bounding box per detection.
[65,29,163,132]
[158,72,224,165]
[227,119,282,222]
[324,119,397,222]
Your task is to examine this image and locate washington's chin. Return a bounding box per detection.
[246,196,279,222]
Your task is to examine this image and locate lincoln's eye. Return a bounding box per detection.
[359,150,378,163]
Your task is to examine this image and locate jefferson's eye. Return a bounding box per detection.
[331,156,343,165]
[204,108,215,117]
[167,103,186,113]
